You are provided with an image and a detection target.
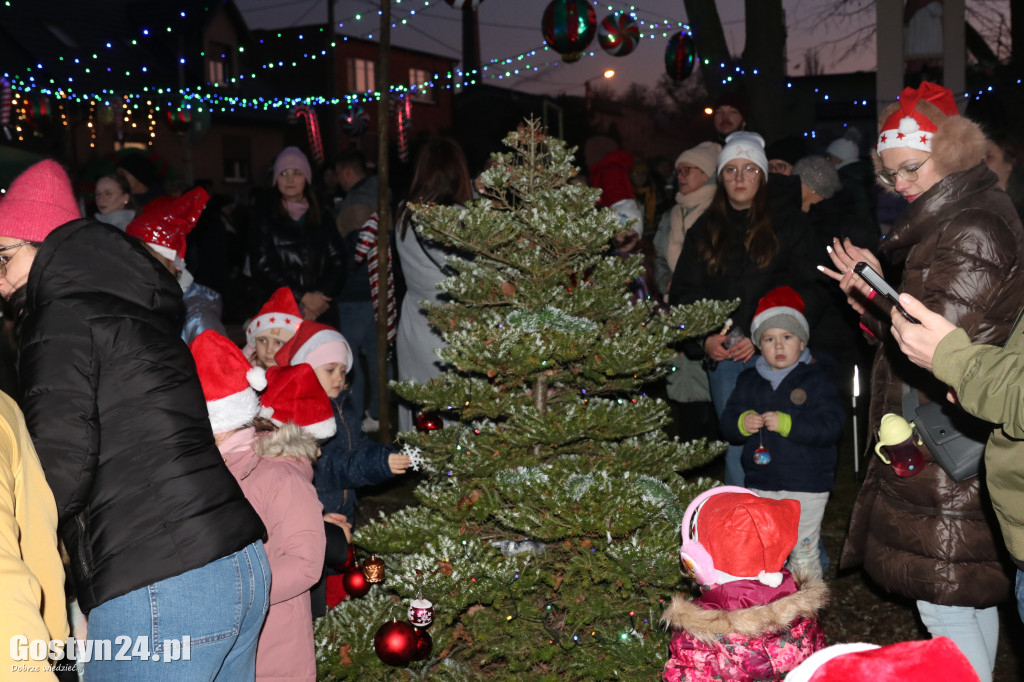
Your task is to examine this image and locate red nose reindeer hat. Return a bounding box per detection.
[246,287,303,346]
[680,486,800,588]
[190,330,267,434]
[259,364,337,440]
[785,637,980,682]
[126,187,209,266]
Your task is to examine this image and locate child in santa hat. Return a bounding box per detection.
[125,186,226,344]
[275,321,410,523]
[720,286,845,579]
[190,330,330,682]
[243,286,304,368]
[662,486,828,681]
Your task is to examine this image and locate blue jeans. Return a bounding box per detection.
[915,600,998,682]
[708,358,752,487]
[85,541,270,681]
[1016,568,1024,624]
[337,300,389,420]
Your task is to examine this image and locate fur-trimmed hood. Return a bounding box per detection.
[255,422,319,463]
[661,575,828,645]
[872,98,986,190]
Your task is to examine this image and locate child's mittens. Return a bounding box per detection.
[389,452,411,475]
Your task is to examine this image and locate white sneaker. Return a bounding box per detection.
[362,413,380,432]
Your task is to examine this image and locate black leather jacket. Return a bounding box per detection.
[248,194,347,303]
[19,219,265,613]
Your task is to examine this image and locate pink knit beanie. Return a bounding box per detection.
[0,160,81,242]
[273,146,313,187]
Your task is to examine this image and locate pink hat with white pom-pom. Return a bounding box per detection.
[190,330,267,434]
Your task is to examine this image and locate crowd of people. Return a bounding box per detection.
[1,79,1024,681]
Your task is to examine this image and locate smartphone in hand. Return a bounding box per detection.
[853,262,921,324]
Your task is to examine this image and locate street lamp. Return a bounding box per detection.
[585,69,616,111]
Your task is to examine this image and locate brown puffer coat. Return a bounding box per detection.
[840,162,1021,607]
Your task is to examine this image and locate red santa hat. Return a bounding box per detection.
[876,81,960,154]
[126,187,208,265]
[750,285,809,344]
[684,486,800,586]
[259,364,337,440]
[785,637,980,682]
[245,287,303,346]
[275,320,353,372]
[190,330,268,434]
[0,159,81,243]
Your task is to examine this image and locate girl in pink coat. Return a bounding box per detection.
[191,330,332,681]
[662,486,827,682]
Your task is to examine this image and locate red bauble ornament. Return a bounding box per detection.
[341,563,372,598]
[373,620,417,666]
[415,411,444,432]
[412,628,433,661]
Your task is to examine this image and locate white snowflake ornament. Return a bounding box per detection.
[402,443,426,471]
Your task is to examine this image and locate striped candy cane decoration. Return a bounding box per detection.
[289,104,324,165]
[391,94,412,162]
[0,79,11,140]
[353,213,397,345]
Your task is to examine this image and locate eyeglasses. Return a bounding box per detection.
[0,242,31,277]
[877,156,931,186]
[676,165,701,176]
[721,164,761,181]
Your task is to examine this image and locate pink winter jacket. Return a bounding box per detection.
[661,573,827,682]
[219,427,326,682]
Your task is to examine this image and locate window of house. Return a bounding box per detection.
[408,68,436,104]
[348,58,376,93]
[208,42,233,86]
[222,135,250,184]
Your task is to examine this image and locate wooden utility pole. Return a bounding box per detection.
[375,0,393,441]
[326,0,338,159]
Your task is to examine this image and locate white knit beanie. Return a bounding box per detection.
[717,131,768,178]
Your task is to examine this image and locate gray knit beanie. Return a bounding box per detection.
[793,155,842,200]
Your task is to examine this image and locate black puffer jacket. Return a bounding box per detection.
[19,220,265,613]
[841,163,1023,607]
[248,194,347,304]
[669,174,819,346]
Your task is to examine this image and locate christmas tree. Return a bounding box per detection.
[315,119,736,680]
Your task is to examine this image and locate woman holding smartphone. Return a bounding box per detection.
[669,131,815,486]
[821,81,1024,682]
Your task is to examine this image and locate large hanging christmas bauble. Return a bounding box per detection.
[412,628,433,661]
[542,0,596,63]
[373,620,417,666]
[415,411,444,432]
[362,555,385,584]
[598,13,640,57]
[408,598,434,628]
[341,103,369,138]
[665,30,697,81]
[341,563,372,598]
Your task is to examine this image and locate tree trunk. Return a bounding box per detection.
[376,0,393,442]
[681,0,731,100]
[742,0,786,142]
[1012,0,1024,69]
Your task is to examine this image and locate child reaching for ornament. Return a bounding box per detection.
[720,286,845,579]
[662,486,828,681]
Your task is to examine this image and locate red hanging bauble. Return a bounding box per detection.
[341,563,372,598]
[415,411,444,432]
[412,628,433,661]
[373,620,417,666]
